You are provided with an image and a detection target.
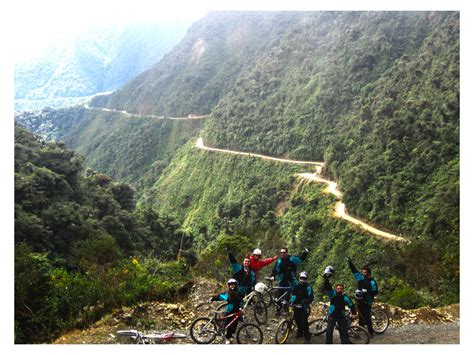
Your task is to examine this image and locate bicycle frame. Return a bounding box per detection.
[213,308,244,335]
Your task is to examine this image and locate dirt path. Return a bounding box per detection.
[196,138,406,242]
[84,104,209,120]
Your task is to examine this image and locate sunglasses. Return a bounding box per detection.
[280,251,287,254]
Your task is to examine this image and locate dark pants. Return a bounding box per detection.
[357,302,374,335]
[224,313,239,339]
[325,316,350,344]
[294,307,311,341]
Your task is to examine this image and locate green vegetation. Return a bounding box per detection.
[14,125,193,343]
[15,11,459,342]
[16,109,205,196]
[91,12,306,116]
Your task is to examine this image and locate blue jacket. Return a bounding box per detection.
[324,278,356,319]
[271,249,308,287]
[211,290,243,314]
[348,260,378,305]
[290,282,314,313]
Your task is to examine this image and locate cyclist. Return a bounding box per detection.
[322,274,356,344]
[229,252,256,295]
[348,258,378,337]
[209,278,243,344]
[249,248,277,279]
[270,247,309,313]
[290,271,314,344]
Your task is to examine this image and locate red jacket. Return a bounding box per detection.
[250,255,276,275]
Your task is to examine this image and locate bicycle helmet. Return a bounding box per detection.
[355,289,364,300]
[253,248,262,256]
[254,282,267,293]
[227,278,238,286]
[323,265,335,278]
[299,271,309,284]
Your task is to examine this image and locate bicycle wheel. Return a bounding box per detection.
[275,320,292,344]
[308,317,327,336]
[236,323,263,344]
[253,299,268,325]
[348,325,370,344]
[260,290,273,308]
[372,308,389,334]
[189,317,217,344]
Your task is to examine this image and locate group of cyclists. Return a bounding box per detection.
[208,247,378,344]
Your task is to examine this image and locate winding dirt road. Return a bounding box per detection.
[196,138,406,242]
[84,104,209,120]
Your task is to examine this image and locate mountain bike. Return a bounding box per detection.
[274,303,308,344]
[214,284,268,325]
[308,304,370,344]
[260,277,294,316]
[189,307,263,344]
[116,329,186,344]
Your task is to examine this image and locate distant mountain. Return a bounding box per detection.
[14,21,192,111]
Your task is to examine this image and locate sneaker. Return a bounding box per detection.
[225,338,233,344]
[295,332,303,339]
[304,338,311,344]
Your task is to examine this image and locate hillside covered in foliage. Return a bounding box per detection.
[15,11,459,343]
[14,125,195,343]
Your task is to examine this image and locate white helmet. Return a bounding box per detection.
[227,278,238,286]
[323,266,335,278]
[253,248,262,256]
[299,271,309,279]
[254,282,267,293]
[355,289,364,300]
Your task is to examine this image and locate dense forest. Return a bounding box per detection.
[14,125,195,343]
[15,11,459,343]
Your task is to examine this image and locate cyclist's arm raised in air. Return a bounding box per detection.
[348,258,364,281]
[228,252,242,273]
[289,248,309,265]
[323,278,335,299]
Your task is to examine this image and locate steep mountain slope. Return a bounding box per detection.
[16,11,459,308]
[15,22,191,111]
[90,12,306,116]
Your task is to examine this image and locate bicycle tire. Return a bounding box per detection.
[308,317,327,336]
[275,320,292,344]
[189,317,217,344]
[253,299,268,325]
[348,325,370,344]
[372,308,389,334]
[236,323,263,344]
[260,290,273,308]
[215,302,227,315]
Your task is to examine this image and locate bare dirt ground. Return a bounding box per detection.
[53,278,459,345]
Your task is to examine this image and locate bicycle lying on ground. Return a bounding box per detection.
[308,304,370,344]
[275,303,309,344]
[116,329,186,344]
[214,283,268,325]
[190,307,263,344]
